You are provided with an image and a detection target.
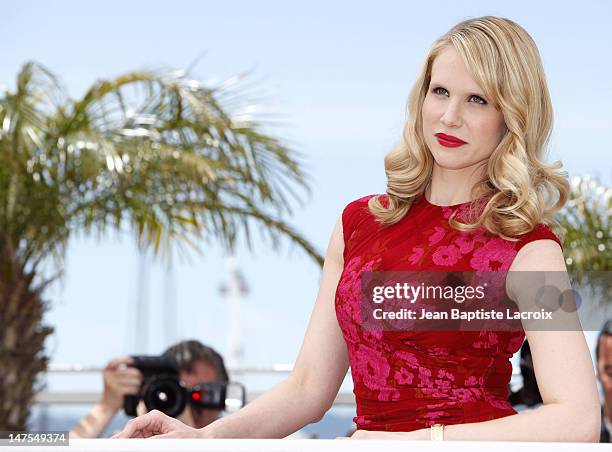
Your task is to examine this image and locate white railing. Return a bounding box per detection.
[44,364,299,374]
[34,390,357,406]
[0,438,603,452]
[36,364,522,406]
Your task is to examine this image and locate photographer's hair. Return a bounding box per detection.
[369,15,569,240]
[163,340,229,383]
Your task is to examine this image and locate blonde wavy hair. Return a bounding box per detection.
[369,16,569,241]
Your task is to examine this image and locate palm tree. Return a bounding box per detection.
[0,62,323,430]
[557,175,611,300]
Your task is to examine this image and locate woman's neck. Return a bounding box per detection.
[426,163,486,206]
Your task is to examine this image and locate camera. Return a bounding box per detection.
[123,355,245,418]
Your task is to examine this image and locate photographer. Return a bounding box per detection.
[70,340,228,438]
[508,340,543,410]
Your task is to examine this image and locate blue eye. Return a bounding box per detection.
[469,95,487,105]
[431,86,487,105]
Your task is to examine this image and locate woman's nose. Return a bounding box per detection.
[439,100,463,128]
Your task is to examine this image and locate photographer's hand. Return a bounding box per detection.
[112,410,205,438]
[101,356,143,411]
[70,356,143,439]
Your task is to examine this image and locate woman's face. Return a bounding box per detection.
[421,45,507,172]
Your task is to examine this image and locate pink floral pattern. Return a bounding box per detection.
[428,226,446,245]
[464,375,482,386]
[432,244,461,266]
[455,231,485,253]
[407,247,424,265]
[335,194,562,432]
[394,367,415,385]
[470,238,517,271]
[353,344,390,391]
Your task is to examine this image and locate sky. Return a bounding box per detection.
[2,1,611,395]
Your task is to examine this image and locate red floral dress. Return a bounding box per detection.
[335,193,562,432]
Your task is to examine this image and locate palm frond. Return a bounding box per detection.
[557,175,611,296]
[0,61,323,274]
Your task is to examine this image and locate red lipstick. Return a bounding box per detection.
[435,133,467,148]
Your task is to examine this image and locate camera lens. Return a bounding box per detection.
[142,374,187,417]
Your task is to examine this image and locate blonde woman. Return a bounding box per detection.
[114,16,600,442]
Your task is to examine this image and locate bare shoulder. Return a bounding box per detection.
[510,238,566,272]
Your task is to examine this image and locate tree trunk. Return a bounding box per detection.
[0,243,53,430]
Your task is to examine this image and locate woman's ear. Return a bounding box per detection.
[499,120,508,138]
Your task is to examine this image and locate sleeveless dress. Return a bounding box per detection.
[334,193,563,432]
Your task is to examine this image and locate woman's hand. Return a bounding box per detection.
[111,410,206,439]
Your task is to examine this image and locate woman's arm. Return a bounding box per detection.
[204,217,350,438]
[352,239,601,442]
[114,216,351,439]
